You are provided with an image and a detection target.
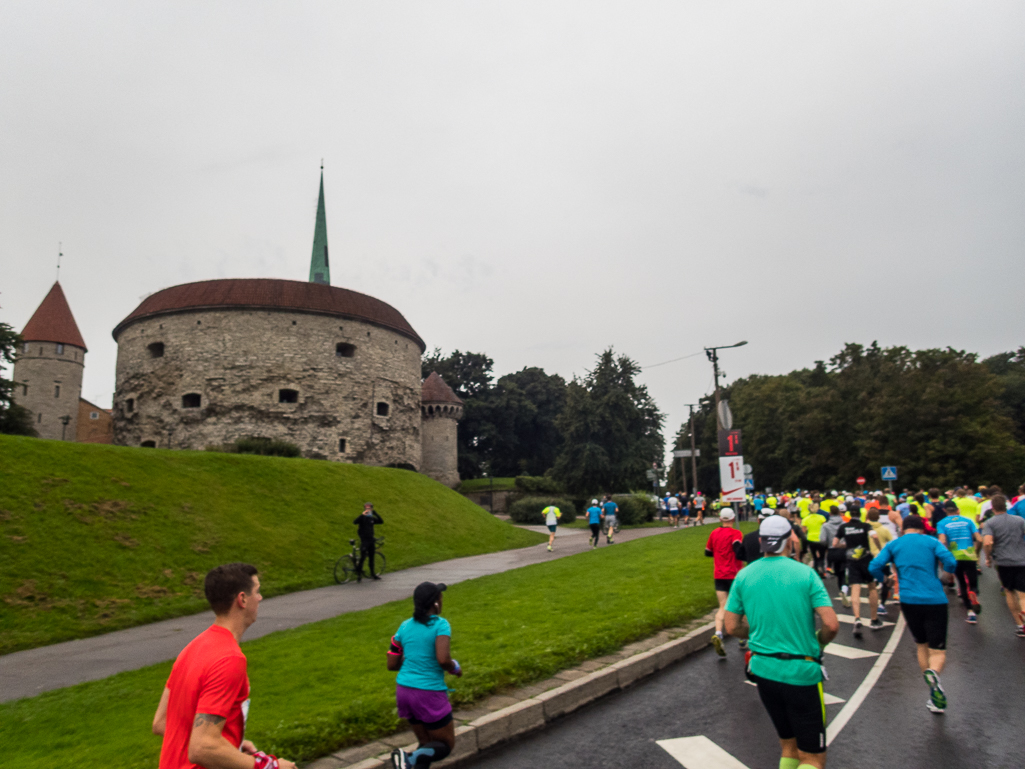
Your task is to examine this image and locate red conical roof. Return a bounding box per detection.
[21,282,87,351]
[421,372,463,404]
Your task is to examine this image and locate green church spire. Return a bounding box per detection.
[309,165,330,284]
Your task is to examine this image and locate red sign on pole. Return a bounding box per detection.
[856,476,866,486]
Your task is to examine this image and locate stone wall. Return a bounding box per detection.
[12,341,85,441]
[420,407,460,487]
[112,308,422,465]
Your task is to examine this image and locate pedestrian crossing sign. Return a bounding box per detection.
[744,478,754,491]
[880,466,898,481]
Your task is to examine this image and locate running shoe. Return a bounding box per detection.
[926,700,945,715]
[853,620,863,639]
[966,611,978,625]
[968,591,981,613]
[1016,625,1025,638]
[841,593,851,608]
[711,633,727,658]
[738,638,748,650]
[870,618,884,630]
[924,669,947,710]
[391,748,409,769]
[547,545,552,552]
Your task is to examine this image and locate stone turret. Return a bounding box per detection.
[420,372,463,488]
[13,282,87,440]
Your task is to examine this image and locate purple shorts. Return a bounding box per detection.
[396,684,452,728]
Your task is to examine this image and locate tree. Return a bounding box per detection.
[482,367,567,477]
[421,348,494,399]
[0,323,36,437]
[551,349,664,495]
[984,348,1025,442]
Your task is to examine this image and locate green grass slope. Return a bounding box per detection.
[0,435,544,654]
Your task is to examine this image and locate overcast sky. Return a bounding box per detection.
[2,1,1024,462]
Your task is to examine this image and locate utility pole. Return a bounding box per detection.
[704,341,747,429]
[685,403,699,496]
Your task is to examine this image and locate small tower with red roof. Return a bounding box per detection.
[420,372,463,488]
[13,282,87,440]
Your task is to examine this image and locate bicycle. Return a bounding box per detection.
[333,536,387,584]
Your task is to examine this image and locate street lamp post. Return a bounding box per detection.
[704,341,748,428]
[684,402,699,496]
[59,415,71,441]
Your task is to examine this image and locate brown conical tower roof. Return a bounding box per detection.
[21,282,87,351]
[421,372,463,405]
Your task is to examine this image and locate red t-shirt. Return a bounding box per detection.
[160,625,250,769]
[706,526,744,579]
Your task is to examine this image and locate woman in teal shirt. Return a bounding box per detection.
[387,582,463,768]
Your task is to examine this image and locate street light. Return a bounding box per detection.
[59,415,71,441]
[704,341,748,429]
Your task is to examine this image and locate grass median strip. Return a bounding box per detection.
[0,523,754,768]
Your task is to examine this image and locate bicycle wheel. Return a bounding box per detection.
[373,553,387,576]
[334,555,358,584]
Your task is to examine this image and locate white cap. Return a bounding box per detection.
[837,503,847,513]
[591,499,599,505]
[719,509,736,521]
[758,509,773,519]
[758,515,793,553]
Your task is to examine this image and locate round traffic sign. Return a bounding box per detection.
[856,476,866,485]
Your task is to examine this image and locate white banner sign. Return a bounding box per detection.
[719,455,746,502]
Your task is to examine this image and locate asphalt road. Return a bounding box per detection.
[464,562,1025,769]
[0,521,702,702]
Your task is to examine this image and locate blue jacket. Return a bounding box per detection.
[869,533,956,605]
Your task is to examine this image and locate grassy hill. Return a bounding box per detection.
[0,436,544,654]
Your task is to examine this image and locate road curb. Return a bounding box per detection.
[306,621,715,769]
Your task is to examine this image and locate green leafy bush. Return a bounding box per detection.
[611,493,656,525]
[514,475,564,494]
[234,437,302,457]
[508,496,577,525]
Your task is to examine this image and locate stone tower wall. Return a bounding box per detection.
[112,309,422,465]
[12,341,85,440]
[420,403,461,488]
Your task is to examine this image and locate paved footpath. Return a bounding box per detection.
[0,521,712,703]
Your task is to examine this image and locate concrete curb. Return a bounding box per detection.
[306,621,715,768]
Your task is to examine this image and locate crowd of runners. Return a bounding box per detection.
[704,482,1025,769]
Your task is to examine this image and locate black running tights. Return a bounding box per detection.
[589,523,601,542]
[955,561,978,610]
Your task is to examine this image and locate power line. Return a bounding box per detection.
[641,350,704,370]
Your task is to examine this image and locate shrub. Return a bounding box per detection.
[610,493,656,525]
[233,437,302,458]
[508,496,577,525]
[514,475,564,494]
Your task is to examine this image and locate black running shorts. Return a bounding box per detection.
[714,578,734,593]
[846,557,873,585]
[997,565,1025,593]
[900,603,948,650]
[749,673,826,754]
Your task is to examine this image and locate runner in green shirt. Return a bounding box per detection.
[725,515,839,769]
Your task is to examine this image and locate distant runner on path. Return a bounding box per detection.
[586,500,604,548]
[936,503,983,624]
[705,508,743,657]
[725,515,839,769]
[542,504,561,552]
[152,563,298,769]
[602,495,619,544]
[870,515,956,714]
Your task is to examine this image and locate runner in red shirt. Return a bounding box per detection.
[706,508,744,657]
[152,563,297,769]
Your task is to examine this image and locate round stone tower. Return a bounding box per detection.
[13,282,87,440]
[420,371,463,488]
[111,278,426,465]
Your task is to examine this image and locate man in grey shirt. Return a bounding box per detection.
[982,495,1025,638]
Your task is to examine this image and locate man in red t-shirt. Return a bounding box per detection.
[152,563,297,769]
[706,508,744,657]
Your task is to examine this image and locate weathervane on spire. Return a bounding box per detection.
[56,243,63,282]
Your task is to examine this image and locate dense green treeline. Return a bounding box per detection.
[669,342,1025,494]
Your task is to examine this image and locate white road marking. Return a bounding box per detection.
[826,612,906,746]
[823,642,879,660]
[658,735,751,769]
[833,596,898,605]
[835,614,894,627]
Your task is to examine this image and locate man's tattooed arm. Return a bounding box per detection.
[193,713,226,728]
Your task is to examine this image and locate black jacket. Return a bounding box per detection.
[354,510,383,540]
[733,530,763,563]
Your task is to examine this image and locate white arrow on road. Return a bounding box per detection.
[658,736,751,769]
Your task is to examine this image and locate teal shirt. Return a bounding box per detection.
[394,615,452,691]
[725,556,831,686]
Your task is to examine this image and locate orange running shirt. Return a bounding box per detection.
[159,625,250,769]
